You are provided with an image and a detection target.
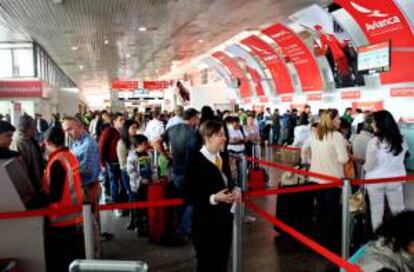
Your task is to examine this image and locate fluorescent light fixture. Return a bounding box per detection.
[71,46,78,51]
[139,26,147,32]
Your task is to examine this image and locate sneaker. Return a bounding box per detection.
[113,210,123,217]
[100,232,114,242]
[126,223,136,231]
[243,216,256,224]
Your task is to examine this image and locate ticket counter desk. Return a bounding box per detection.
[0,158,46,272]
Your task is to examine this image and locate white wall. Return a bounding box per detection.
[190,82,237,111]
[58,89,79,116]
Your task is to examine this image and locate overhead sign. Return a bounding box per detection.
[261,24,324,92]
[352,100,384,112]
[281,95,293,102]
[390,87,414,97]
[259,96,269,103]
[212,51,252,97]
[341,90,361,100]
[335,0,414,84]
[240,35,294,94]
[307,93,322,101]
[357,41,390,72]
[143,81,169,90]
[0,80,43,98]
[111,80,138,90]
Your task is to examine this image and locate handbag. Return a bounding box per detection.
[349,187,367,214]
[344,159,356,179]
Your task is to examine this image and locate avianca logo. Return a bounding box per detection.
[350,2,388,18]
[271,30,288,39]
[350,1,401,32]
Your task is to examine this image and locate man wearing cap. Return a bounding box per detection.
[11,115,45,194]
[156,108,201,242]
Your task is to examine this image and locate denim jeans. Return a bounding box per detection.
[173,173,193,237]
[272,126,281,145]
[121,169,133,202]
[106,162,122,203]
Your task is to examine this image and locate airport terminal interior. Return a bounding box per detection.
[0,0,414,271]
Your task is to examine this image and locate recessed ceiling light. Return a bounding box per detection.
[125,54,131,58]
[198,39,204,43]
[79,65,84,70]
[104,39,109,45]
[139,26,147,32]
[71,46,78,51]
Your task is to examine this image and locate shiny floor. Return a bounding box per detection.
[100,148,337,272]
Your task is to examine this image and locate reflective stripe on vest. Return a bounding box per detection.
[44,150,83,227]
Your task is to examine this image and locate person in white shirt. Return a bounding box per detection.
[304,108,349,251]
[292,114,311,147]
[364,110,408,231]
[350,121,373,178]
[352,108,365,133]
[166,105,184,130]
[144,110,165,143]
[227,117,245,186]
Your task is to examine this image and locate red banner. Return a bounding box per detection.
[252,105,265,112]
[261,24,324,92]
[341,90,361,100]
[352,101,384,112]
[0,80,43,98]
[212,51,252,97]
[335,0,414,84]
[307,94,322,101]
[259,96,269,103]
[290,103,307,110]
[241,35,294,94]
[111,80,138,90]
[246,66,265,96]
[390,87,414,97]
[143,81,169,90]
[242,97,252,104]
[281,96,293,102]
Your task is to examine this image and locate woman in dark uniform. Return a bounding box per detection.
[187,120,237,272]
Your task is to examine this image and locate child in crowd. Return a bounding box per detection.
[127,134,153,236]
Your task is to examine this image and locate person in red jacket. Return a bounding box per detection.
[314,25,350,77]
[42,126,84,272]
[99,113,125,214]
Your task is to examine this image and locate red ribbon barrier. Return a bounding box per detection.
[0,205,82,220]
[271,144,301,152]
[97,198,184,211]
[245,182,342,198]
[352,175,414,186]
[244,199,361,272]
[246,157,341,184]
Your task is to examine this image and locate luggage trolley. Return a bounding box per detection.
[69,260,148,272]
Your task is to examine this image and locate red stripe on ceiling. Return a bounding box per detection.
[261,24,324,92]
[246,66,265,96]
[241,35,294,94]
[211,51,252,97]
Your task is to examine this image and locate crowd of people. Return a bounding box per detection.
[0,103,412,271]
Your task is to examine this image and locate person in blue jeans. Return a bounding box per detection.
[117,119,139,227]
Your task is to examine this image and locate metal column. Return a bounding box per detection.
[82,204,95,259]
[341,179,351,259]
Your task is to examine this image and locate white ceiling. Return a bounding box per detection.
[0,0,330,95]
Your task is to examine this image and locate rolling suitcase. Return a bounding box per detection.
[147,179,175,243]
[247,143,267,191]
[69,260,148,272]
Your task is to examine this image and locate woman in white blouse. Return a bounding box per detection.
[364,110,408,231]
[306,108,349,251]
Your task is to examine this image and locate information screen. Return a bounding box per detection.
[357,41,390,72]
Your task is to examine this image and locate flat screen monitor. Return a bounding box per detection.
[357,41,390,73]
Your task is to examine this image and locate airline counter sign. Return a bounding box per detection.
[0,80,43,98]
[112,80,138,90]
[281,95,293,102]
[335,0,414,84]
[341,90,361,100]
[241,35,294,94]
[307,94,322,101]
[390,87,414,97]
[143,81,169,90]
[259,96,269,103]
[352,101,384,112]
[261,24,324,92]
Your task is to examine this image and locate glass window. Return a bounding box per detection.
[13,48,34,77]
[0,49,13,78]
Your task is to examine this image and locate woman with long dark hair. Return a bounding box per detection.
[117,119,138,226]
[364,110,408,230]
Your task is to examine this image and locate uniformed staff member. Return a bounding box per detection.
[42,126,84,272]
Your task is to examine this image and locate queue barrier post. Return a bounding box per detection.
[82,204,95,260]
[341,179,351,260]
